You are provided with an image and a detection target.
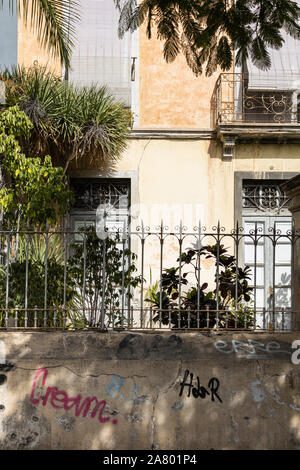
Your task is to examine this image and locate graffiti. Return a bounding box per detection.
[106,375,125,399]
[31,368,118,425]
[291,340,300,365]
[214,339,291,359]
[179,369,222,403]
[106,375,144,405]
[0,342,13,413]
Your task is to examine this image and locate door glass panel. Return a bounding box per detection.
[275,266,291,286]
[275,244,291,264]
[242,179,292,327]
[244,243,264,264]
[274,288,291,307]
[248,266,264,286]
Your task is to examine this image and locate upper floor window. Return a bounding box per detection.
[67,0,134,107]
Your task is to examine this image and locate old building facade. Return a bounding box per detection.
[1,0,300,319]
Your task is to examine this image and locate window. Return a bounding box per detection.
[67,0,134,107]
[70,178,131,235]
[242,180,292,328]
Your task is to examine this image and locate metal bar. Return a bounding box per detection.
[100,237,107,329]
[4,308,8,329]
[235,221,239,328]
[5,232,11,315]
[130,306,133,329]
[196,221,201,315]
[43,307,47,328]
[291,223,296,330]
[14,308,18,328]
[216,222,220,328]
[24,305,28,328]
[253,222,258,325]
[140,222,145,328]
[53,305,57,328]
[121,235,125,327]
[24,229,29,321]
[244,307,247,329]
[206,305,210,328]
[34,305,37,328]
[159,221,164,314]
[63,308,66,330]
[82,227,87,328]
[63,223,68,314]
[130,306,134,328]
[178,221,183,316]
[272,223,276,320]
[44,221,49,325]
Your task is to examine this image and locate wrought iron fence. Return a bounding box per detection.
[215,73,300,124]
[0,222,299,331]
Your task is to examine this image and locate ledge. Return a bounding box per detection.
[217,122,300,143]
[129,128,215,140]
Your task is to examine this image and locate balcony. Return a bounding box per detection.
[214,73,300,158]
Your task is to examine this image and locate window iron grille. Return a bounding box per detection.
[70,179,130,212]
[242,181,291,213]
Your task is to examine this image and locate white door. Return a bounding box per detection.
[243,216,292,329]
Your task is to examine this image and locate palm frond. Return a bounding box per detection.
[0,0,80,67]
[114,0,300,75]
[0,66,131,170]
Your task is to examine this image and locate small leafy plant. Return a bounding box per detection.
[145,244,254,329]
[67,226,142,328]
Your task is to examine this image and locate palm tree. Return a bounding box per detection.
[0,66,132,171]
[1,0,80,68]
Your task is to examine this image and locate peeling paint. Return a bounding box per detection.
[172,401,184,410]
[249,381,268,408]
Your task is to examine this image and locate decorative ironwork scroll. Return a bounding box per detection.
[242,181,291,213]
[216,73,297,124]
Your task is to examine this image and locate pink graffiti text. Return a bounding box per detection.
[30,368,118,425]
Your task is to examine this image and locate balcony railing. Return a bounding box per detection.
[215,73,300,125]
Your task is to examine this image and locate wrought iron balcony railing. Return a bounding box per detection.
[215,73,300,125]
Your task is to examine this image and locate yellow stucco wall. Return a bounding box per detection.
[109,139,300,229]
[17,9,61,75]
[138,24,219,129]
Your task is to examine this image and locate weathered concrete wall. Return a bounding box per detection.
[0,331,299,450]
